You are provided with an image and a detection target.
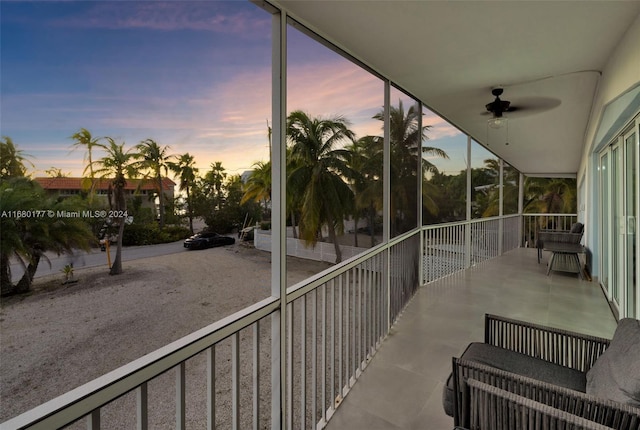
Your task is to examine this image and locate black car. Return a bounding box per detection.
[184,232,235,250]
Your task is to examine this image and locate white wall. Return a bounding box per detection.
[254,230,369,264]
[579,12,640,270]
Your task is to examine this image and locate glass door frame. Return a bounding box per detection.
[625,121,639,318]
[598,150,612,302]
[598,114,640,318]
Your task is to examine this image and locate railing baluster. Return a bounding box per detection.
[232,332,240,430]
[253,322,260,430]
[286,303,293,430]
[312,288,318,428]
[338,275,343,402]
[330,279,336,411]
[300,296,306,429]
[358,266,363,373]
[345,269,350,393]
[176,363,185,430]
[207,345,215,430]
[137,383,148,430]
[86,409,100,430]
[352,267,357,381]
[322,283,327,423]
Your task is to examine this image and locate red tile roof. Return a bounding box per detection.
[34,177,175,191]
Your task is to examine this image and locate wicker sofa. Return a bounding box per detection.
[466,378,617,430]
[443,314,640,429]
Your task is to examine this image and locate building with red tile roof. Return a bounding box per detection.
[34,177,175,211]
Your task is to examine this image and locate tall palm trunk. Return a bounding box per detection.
[157,175,165,228]
[368,202,376,246]
[110,218,125,275]
[186,185,194,235]
[353,215,359,247]
[290,210,298,239]
[110,186,126,275]
[1,254,13,296]
[15,252,41,293]
[325,208,342,263]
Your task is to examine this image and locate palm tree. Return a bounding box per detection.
[70,128,101,194]
[524,177,576,214]
[241,160,271,217]
[205,161,227,211]
[89,138,139,275]
[481,159,520,217]
[352,135,384,244]
[168,153,199,235]
[373,100,447,234]
[0,178,39,295]
[1,178,94,295]
[344,138,372,247]
[135,139,173,228]
[287,110,356,263]
[0,136,33,179]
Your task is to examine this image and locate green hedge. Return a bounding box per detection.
[122,224,191,246]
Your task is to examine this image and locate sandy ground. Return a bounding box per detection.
[0,243,331,427]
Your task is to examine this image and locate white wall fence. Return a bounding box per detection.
[254,230,369,264]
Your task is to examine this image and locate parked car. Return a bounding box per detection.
[184,232,235,250]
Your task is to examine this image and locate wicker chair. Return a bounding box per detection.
[536,222,584,263]
[467,378,616,430]
[446,314,640,430]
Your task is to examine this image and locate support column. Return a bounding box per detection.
[270,10,287,430]
[465,136,472,268]
[498,159,504,255]
[383,82,391,330]
[518,172,525,247]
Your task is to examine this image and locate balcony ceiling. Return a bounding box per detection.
[275,1,640,176]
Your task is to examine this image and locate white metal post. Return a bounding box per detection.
[465,136,472,268]
[383,82,391,330]
[498,159,504,255]
[518,172,524,247]
[270,9,287,430]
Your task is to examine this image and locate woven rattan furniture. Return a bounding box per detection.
[545,242,587,279]
[537,222,584,264]
[467,378,616,430]
[443,314,640,429]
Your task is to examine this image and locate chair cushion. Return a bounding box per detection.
[586,318,640,407]
[570,222,584,234]
[442,343,587,416]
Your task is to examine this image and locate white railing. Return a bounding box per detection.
[1,231,421,430]
[282,232,419,429]
[522,213,579,248]
[421,215,521,284]
[2,213,530,430]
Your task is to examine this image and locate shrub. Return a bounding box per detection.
[122,224,191,246]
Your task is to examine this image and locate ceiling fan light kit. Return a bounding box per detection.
[488,116,508,129]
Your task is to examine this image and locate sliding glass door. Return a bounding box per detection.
[599,115,639,319]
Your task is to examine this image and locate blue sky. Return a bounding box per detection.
[1,0,472,179]
[2,1,273,176]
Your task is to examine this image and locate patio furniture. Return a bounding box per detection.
[545,242,587,279]
[442,314,640,429]
[537,222,584,264]
[467,378,615,430]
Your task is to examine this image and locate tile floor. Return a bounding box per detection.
[325,247,617,430]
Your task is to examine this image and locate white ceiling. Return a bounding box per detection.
[274,0,640,176]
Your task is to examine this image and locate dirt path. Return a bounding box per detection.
[0,244,330,424]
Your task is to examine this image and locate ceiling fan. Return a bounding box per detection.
[485,87,517,118]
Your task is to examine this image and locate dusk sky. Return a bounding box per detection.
[1,1,477,180]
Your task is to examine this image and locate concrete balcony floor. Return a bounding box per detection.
[325,247,617,430]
